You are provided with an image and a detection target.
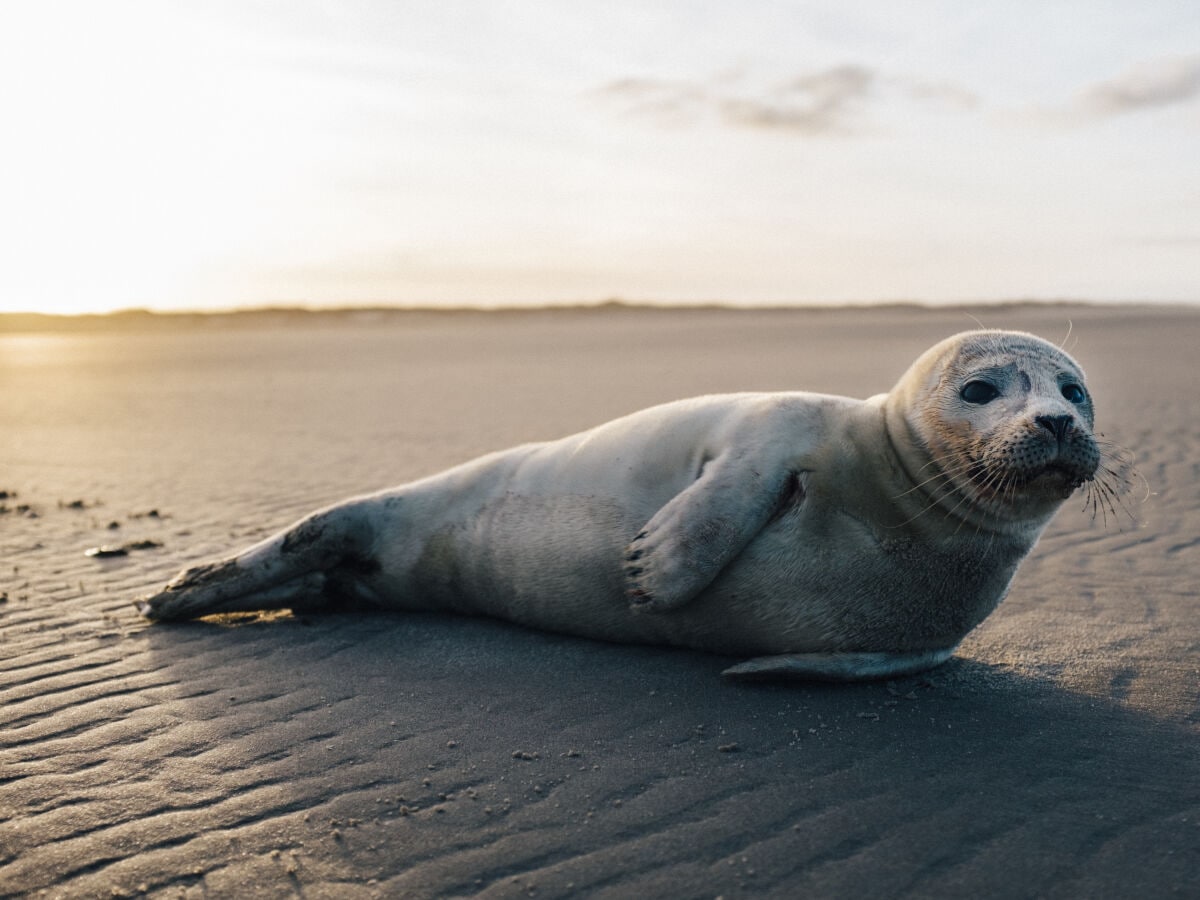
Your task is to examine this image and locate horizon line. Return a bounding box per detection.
[1,297,1196,336]
[3,294,1196,322]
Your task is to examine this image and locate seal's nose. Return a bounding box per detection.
[1036,414,1073,443]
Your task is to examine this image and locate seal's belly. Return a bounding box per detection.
[689,509,1022,654]
[391,488,1016,657]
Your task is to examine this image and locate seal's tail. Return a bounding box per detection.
[135,499,376,621]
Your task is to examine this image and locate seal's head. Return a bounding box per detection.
[886,330,1100,526]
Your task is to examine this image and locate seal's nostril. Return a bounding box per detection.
[1036,415,1072,442]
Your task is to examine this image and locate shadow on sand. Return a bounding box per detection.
[8,610,1197,898]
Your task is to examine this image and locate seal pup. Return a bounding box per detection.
[137,330,1115,681]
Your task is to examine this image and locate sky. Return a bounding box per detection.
[1,1,1198,315]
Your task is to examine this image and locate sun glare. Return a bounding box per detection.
[1,4,328,315]
[2,4,1196,315]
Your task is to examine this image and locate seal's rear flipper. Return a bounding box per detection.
[136,571,329,621]
[721,647,955,682]
[136,500,375,621]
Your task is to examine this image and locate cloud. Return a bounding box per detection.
[1047,55,1200,122]
[720,65,874,134]
[595,65,977,136]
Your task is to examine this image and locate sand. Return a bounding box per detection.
[1,303,1197,898]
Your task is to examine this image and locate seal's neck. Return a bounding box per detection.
[877,393,1053,539]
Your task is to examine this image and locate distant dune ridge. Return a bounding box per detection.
[0,297,1182,333]
[0,302,1196,897]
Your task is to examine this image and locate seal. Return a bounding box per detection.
[137,330,1113,680]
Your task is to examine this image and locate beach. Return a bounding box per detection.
[1,303,1197,898]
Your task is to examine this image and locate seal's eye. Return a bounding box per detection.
[1061,383,1086,404]
[960,381,1000,404]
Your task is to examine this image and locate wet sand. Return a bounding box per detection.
[1,303,1197,898]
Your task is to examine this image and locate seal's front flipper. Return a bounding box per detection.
[136,500,375,621]
[624,454,806,613]
[721,647,956,682]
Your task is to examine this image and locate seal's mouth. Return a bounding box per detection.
[1030,464,1091,496]
[1040,462,1089,483]
[964,459,1092,504]
[1011,461,1098,503]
